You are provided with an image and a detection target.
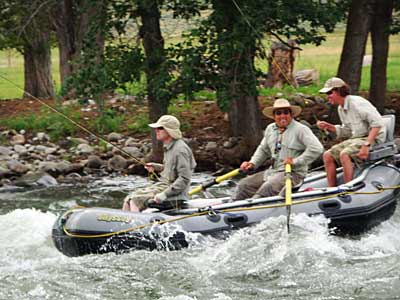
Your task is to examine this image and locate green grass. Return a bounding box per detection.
[0,107,80,140]
[0,29,399,100]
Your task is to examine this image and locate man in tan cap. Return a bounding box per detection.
[123,115,196,212]
[233,98,323,200]
[317,77,386,186]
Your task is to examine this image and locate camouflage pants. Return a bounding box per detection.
[123,182,169,211]
[233,171,303,201]
[328,137,367,165]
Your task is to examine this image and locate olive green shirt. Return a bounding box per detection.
[250,120,324,179]
[335,95,386,143]
[158,139,196,201]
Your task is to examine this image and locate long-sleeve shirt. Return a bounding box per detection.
[335,95,386,143]
[159,139,196,201]
[250,120,324,179]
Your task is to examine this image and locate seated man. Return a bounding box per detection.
[123,115,196,212]
[317,77,386,187]
[234,98,324,200]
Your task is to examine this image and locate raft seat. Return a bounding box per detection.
[368,114,397,161]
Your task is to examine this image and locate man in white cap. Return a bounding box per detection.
[317,77,386,186]
[233,98,323,200]
[123,115,196,212]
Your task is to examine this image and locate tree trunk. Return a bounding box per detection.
[138,0,168,162]
[337,0,375,94]
[51,0,77,86]
[369,0,393,113]
[213,0,263,157]
[265,41,298,88]
[23,32,54,99]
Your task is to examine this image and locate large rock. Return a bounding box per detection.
[10,134,25,145]
[37,161,71,176]
[76,144,94,155]
[122,146,143,158]
[7,159,29,174]
[64,163,85,174]
[107,132,122,142]
[294,69,319,86]
[87,155,104,169]
[107,155,127,171]
[13,144,28,155]
[15,172,58,187]
[124,138,142,147]
[0,146,11,156]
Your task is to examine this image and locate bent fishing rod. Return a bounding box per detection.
[0,73,156,175]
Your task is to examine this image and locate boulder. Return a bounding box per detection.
[7,159,29,174]
[107,132,122,142]
[107,155,127,171]
[76,144,94,155]
[10,134,25,145]
[15,172,58,187]
[0,146,11,156]
[87,155,104,169]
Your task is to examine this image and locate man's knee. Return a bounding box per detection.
[339,150,351,164]
[323,151,335,164]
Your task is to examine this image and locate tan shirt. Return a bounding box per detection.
[250,120,324,179]
[159,139,196,201]
[335,95,386,143]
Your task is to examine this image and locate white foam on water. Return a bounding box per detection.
[0,208,56,254]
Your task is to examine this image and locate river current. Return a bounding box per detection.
[1,174,399,300]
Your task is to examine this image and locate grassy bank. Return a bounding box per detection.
[0,30,399,100]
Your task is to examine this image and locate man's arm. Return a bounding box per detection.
[292,127,324,167]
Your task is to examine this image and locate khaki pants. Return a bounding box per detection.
[233,171,303,201]
[123,182,169,211]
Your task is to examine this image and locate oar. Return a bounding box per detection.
[285,163,292,233]
[189,168,241,196]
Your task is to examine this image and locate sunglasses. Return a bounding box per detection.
[326,89,336,95]
[155,127,164,130]
[274,109,291,116]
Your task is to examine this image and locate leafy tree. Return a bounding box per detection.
[0,0,55,98]
[172,0,345,155]
[338,0,398,112]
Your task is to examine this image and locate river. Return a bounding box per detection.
[1,174,399,300]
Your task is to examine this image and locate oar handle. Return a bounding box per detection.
[285,163,292,206]
[189,168,241,196]
[215,168,241,183]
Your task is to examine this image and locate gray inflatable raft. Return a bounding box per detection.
[52,160,400,256]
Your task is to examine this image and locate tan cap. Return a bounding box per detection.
[319,77,346,93]
[263,98,302,119]
[149,115,182,139]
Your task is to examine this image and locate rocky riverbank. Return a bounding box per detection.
[0,92,399,188]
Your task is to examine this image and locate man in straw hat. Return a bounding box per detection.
[317,77,386,186]
[123,115,196,212]
[233,98,323,200]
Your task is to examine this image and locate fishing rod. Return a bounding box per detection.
[0,73,158,176]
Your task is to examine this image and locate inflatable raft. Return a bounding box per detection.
[52,115,400,257]
[52,159,400,256]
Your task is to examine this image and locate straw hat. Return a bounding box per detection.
[149,115,182,139]
[263,98,302,119]
[319,77,346,93]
